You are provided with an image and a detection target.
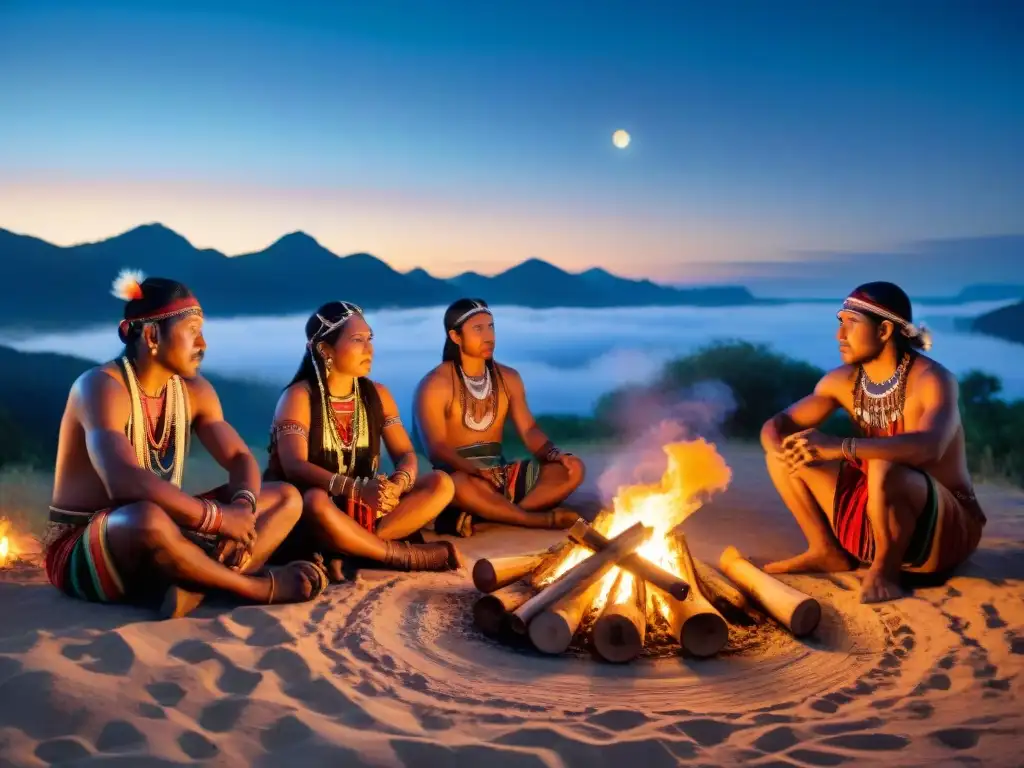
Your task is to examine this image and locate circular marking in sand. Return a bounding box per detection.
[328,574,890,715]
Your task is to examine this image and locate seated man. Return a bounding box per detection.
[45,270,325,618]
[760,281,986,603]
[414,298,585,536]
[264,301,461,573]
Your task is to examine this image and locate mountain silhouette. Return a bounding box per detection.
[0,224,756,328]
[972,300,1024,346]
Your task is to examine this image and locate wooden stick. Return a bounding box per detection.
[528,576,605,654]
[656,535,728,657]
[510,522,651,635]
[473,581,536,637]
[473,553,550,594]
[527,535,578,589]
[718,546,821,637]
[592,571,647,663]
[567,519,691,600]
[692,558,762,625]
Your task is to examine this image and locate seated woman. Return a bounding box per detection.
[265,301,461,573]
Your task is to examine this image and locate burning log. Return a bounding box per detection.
[592,571,646,663]
[473,553,551,594]
[718,546,821,637]
[692,559,762,625]
[473,581,536,637]
[567,519,690,600]
[528,536,578,589]
[656,535,728,657]
[528,577,606,654]
[510,521,651,637]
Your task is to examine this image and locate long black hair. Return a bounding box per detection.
[442,297,504,390]
[287,301,383,473]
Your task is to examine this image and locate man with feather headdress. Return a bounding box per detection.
[45,270,326,617]
[760,281,986,603]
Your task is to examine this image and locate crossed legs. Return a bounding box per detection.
[300,470,456,562]
[102,482,317,616]
[449,456,585,529]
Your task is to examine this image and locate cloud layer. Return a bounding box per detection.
[5,301,1023,418]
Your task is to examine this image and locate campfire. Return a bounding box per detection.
[0,517,35,570]
[470,439,822,662]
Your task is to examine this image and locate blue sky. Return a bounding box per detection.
[1,0,1021,284]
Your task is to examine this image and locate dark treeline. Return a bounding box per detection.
[1,342,1021,487]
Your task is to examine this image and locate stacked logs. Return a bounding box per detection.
[470,520,822,663]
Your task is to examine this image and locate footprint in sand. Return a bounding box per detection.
[34,737,92,764]
[0,671,88,740]
[178,730,219,760]
[198,696,250,733]
[228,606,296,648]
[168,639,263,696]
[257,646,380,727]
[931,727,982,750]
[146,681,186,708]
[786,747,849,766]
[497,727,694,766]
[95,720,147,752]
[60,632,135,676]
[752,726,801,753]
[260,714,314,752]
[820,733,910,751]
[586,708,653,732]
[980,603,1007,629]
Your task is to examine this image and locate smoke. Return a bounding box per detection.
[596,379,737,504]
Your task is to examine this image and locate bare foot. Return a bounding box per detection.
[859,568,905,603]
[764,548,853,575]
[326,557,345,583]
[266,561,327,604]
[160,585,206,619]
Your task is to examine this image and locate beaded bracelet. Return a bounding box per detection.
[390,470,413,492]
[231,489,258,516]
[197,498,223,535]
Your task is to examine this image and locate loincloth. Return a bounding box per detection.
[434,442,541,535]
[44,488,237,603]
[832,462,986,573]
[45,508,125,603]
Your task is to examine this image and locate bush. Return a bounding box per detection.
[583,341,1022,486]
[0,407,46,470]
[593,340,849,440]
[958,371,1024,485]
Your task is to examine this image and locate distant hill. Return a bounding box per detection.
[0,224,757,329]
[972,300,1024,346]
[0,345,281,465]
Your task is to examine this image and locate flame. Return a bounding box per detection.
[0,535,9,566]
[547,438,732,620]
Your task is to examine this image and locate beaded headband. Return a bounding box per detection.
[308,302,363,347]
[449,301,492,330]
[839,295,932,351]
[111,269,202,339]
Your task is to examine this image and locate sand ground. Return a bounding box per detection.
[1,442,1022,766]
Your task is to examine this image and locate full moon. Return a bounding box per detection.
[612,129,631,149]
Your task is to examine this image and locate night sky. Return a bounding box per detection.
[1,1,1021,284]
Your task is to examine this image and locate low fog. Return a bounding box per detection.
[5,301,1023,417]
